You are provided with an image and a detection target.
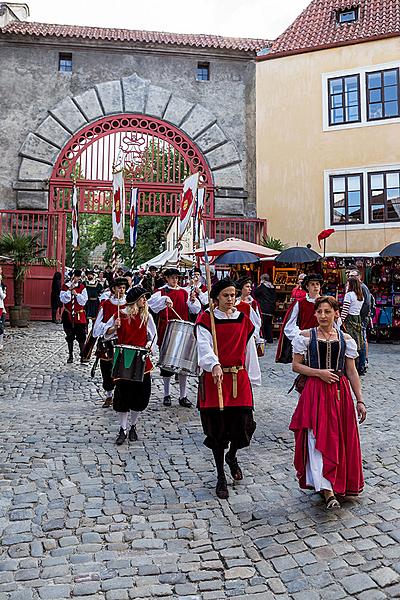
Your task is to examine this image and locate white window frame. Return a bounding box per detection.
[324,163,400,230]
[322,60,400,131]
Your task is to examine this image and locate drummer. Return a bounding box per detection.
[195,278,261,499]
[93,277,128,408]
[148,267,201,407]
[104,286,157,445]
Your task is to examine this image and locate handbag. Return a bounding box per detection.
[288,373,307,394]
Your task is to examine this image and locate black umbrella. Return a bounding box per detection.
[379,242,400,257]
[213,251,260,265]
[275,246,321,264]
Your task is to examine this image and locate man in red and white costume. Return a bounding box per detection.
[195,278,261,499]
[60,269,88,364]
[276,273,323,364]
[148,267,201,407]
[93,277,128,407]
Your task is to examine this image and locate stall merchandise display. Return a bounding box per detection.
[272,267,298,336]
[321,257,400,342]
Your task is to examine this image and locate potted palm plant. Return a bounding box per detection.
[0,233,51,327]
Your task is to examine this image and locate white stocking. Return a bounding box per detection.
[119,412,129,431]
[163,376,171,397]
[130,411,140,426]
[179,374,187,399]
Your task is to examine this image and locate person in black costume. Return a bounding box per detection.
[253,274,276,343]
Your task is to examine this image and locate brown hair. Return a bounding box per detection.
[347,276,363,301]
[314,296,340,312]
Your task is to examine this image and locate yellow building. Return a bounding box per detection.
[257,0,400,254]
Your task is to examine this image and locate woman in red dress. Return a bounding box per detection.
[105,286,157,445]
[289,296,366,509]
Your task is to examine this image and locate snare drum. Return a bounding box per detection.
[159,320,199,376]
[112,345,148,382]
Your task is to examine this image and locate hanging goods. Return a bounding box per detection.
[112,345,148,382]
[158,320,199,376]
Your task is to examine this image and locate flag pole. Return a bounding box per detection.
[201,220,224,412]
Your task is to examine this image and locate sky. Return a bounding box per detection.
[24,0,311,40]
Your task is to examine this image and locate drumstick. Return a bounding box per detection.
[168,305,184,321]
[117,291,120,321]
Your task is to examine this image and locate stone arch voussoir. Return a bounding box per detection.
[16,72,245,215]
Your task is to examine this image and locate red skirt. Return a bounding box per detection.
[289,376,364,496]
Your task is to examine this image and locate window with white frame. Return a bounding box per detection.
[330,174,363,224]
[323,62,400,130]
[368,170,400,223]
[327,167,400,227]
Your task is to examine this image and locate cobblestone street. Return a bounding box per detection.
[0,322,399,600]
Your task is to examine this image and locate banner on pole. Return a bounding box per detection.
[130,188,139,250]
[112,167,125,243]
[71,186,80,249]
[179,173,199,238]
[194,187,205,245]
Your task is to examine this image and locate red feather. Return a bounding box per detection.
[317,228,335,248]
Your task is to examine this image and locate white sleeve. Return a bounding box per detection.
[196,324,219,372]
[93,307,105,338]
[103,315,116,340]
[76,287,88,306]
[188,296,201,315]
[0,286,6,301]
[292,334,309,356]
[147,314,158,351]
[245,336,261,387]
[284,302,300,341]
[59,289,71,304]
[249,306,262,343]
[147,291,168,313]
[198,290,209,306]
[345,336,358,359]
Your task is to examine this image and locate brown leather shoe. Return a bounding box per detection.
[102,397,113,408]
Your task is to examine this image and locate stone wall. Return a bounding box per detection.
[0,36,257,217]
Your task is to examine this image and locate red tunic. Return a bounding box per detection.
[101,298,126,323]
[235,301,251,318]
[156,287,189,347]
[297,298,318,330]
[291,288,307,301]
[61,282,87,325]
[116,313,153,372]
[276,297,318,363]
[196,311,254,410]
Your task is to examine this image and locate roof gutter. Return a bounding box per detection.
[256,31,400,62]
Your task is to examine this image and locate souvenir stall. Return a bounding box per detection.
[321,254,400,342]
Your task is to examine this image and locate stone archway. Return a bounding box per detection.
[16,73,245,216]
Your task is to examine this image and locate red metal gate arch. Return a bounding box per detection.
[49,113,214,218]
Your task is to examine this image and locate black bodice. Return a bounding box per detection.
[307,328,346,371]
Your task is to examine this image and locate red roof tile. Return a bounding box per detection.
[1,21,271,53]
[264,0,400,58]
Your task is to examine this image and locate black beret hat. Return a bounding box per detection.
[110,277,129,290]
[301,273,324,291]
[210,277,236,300]
[164,268,180,277]
[126,286,151,305]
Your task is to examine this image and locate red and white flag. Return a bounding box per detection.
[112,167,125,243]
[194,187,205,245]
[129,188,139,249]
[71,186,79,249]
[178,173,199,238]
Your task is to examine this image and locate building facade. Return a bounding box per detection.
[0,4,270,219]
[257,0,400,254]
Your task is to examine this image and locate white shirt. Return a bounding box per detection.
[236,296,263,343]
[59,286,88,307]
[0,284,6,313]
[148,285,201,315]
[343,291,364,316]
[284,295,317,341]
[92,295,126,338]
[196,308,261,387]
[292,332,358,359]
[103,310,158,354]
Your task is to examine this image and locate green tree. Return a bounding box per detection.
[261,235,288,252]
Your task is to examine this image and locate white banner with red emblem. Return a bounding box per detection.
[112,167,125,243]
[129,188,139,249]
[71,185,80,249]
[178,172,199,238]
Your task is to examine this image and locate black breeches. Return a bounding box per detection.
[100,359,115,392]
[62,316,87,356]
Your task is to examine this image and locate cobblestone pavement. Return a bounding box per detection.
[0,323,400,600]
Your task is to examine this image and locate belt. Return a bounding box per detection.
[222,366,244,398]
